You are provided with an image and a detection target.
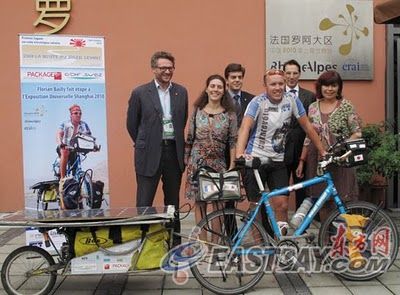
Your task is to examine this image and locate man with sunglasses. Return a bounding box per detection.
[236,69,325,235]
[127,51,188,245]
[57,104,91,179]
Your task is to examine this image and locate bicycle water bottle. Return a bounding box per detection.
[290,197,313,228]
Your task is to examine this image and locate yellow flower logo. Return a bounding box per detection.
[319,4,369,56]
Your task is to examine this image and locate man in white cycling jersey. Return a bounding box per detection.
[236,69,326,235]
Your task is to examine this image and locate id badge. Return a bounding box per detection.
[163,119,174,137]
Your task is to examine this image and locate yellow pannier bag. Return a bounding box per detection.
[135,224,169,270]
[43,185,58,202]
[74,225,142,257]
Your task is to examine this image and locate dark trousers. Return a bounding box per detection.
[244,168,277,237]
[136,142,182,244]
[287,161,307,209]
[287,161,320,222]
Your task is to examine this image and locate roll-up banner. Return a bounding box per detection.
[19,34,109,248]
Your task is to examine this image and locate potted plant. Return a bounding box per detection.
[357,122,400,205]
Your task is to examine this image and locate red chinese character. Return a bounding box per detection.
[353,233,367,252]
[372,227,390,256]
[329,223,347,258]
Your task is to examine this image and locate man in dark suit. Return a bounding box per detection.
[224,63,254,128]
[283,59,316,209]
[127,51,188,243]
[224,63,254,167]
[224,63,256,233]
[224,63,254,169]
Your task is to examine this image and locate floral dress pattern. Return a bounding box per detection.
[184,108,237,200]
[304,98,362,201]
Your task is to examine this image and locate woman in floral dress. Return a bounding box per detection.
[185,74,237,227]
[296,70,362,219]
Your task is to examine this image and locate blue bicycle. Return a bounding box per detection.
[189,138,399,294]
[31,133,103,210]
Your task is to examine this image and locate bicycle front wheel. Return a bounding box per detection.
[1,246,57,295]
[81,173,93,209]
[190,208,270,295]
[319,201,399,281]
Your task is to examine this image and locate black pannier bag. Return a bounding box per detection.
[90,180,104,209]
[63,178,81,209]
[339,138,367,168]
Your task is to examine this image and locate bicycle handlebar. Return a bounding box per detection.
[317,150,353,175]
[64,144,100,153]
[235,138,355,172]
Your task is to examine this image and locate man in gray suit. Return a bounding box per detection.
[127,51,188,243]
[283,59,316,210]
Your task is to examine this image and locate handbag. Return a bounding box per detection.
[197,168,242,202]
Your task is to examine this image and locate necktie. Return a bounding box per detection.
[289,89,297,95]
[233,94,241,107]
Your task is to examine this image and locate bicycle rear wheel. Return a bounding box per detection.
[318,201,399,281]
[1,246,57,295]
[190,208,270,295]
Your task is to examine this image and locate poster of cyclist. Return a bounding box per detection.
[19,34,109,217]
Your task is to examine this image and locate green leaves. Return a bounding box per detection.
[357,123,400,185]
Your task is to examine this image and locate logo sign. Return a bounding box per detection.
[266,0,373,80]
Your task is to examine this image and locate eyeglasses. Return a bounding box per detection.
[156,66,175,72]
[71,112,82,115]
[264,69,285,77]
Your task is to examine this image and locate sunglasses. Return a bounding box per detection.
[71,111,82,115]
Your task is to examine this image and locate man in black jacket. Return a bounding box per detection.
[224,63,256,233]
[224,63,255,128]
[283,59,316,209]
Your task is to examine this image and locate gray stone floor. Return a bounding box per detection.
[0,211,399,294]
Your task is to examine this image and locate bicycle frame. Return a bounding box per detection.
[189,146,399,294]
[230,169,347,256]
[66,152,86,179]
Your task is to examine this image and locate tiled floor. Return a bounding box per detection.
[0,212,399,294]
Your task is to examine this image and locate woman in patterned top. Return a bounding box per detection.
[185,74,238,229]
[296,70,362,220]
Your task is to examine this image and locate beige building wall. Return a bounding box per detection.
[0,0,386,211]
